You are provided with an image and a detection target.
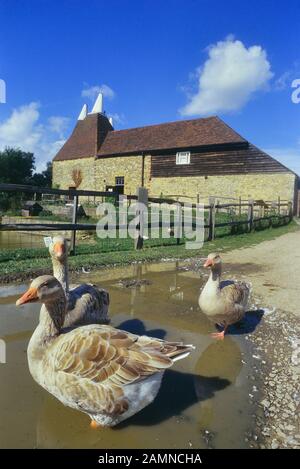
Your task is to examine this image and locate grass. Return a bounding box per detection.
[0,218,298,284]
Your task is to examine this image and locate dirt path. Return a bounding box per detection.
[219,230,300,448]
[222,230,300,316]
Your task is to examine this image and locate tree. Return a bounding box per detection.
[31,162,52,187]
[0,147,35,184]
[0,148,52,212]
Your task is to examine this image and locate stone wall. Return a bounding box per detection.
[53,157,296,204]
[53,155,151,196]
[52,158,96,191]
[94,155,145,195]
[149,173,297,203]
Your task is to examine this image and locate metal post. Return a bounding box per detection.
[70,193,78,255]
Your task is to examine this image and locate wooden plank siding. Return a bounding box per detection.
[151,144,292,178]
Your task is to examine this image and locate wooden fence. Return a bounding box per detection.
[0,183,294,254]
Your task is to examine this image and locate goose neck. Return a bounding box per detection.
[52,256,69,293]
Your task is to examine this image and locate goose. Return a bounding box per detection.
[199,253,250,340]
[48,236,109,327]
[16,275,195,427]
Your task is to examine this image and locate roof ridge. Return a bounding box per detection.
[109,115,219,134]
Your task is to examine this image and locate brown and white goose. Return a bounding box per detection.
[49,236,109,327]
[199,253,250,340]
[16,275,194,427]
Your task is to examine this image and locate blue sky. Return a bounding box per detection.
[0,0,299,173]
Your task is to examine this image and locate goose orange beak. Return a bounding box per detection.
[16,287,38,306]
[204,258,213,268]
[54,242,65,257]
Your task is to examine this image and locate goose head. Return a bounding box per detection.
[203,253,222,271]
[49,236,68,262]
[16,275,65,306]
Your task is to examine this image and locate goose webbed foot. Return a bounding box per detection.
[211,330,225,340]
[90,419,102,429]
[211,326,227,340]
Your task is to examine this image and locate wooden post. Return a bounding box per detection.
[278,196,281,215]
[70,193,78,255]
[248,199,254,232]
[134,187,148,250]
[208,196,216,241]
[288,201,293,221]
[197,194,200,204]
[176,203,182,245]
[239,196,242,217]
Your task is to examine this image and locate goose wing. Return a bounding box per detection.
[43,324,192,416]
[219,281,250,324]
[64,284,110,327]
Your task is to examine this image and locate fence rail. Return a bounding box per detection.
[0,183,294,254]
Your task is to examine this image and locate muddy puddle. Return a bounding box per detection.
[0,261,256,448]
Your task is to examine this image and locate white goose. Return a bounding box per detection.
[16,275,194,427]
[48,236,109,327]
[199,253,250,339]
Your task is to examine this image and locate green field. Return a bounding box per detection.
[0,218,298,284]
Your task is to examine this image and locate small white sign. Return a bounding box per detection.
[43,236,53,247]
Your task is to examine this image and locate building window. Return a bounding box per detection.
[176,151,190,165]
[115,176,124,186]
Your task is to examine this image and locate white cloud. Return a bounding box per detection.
[180,37,273,116]
[274,62,300,91]
[108,112,126,126]
[0,102,69,172]
[264,147,300,175]
[47,116,70,139]
[274,71,292,91]
[81,83,115,101]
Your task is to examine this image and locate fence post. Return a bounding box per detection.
[239,196,242,217]
[288,201,293,221]
[278,196,281,215]
[208,196,216,241]
[70,193,78,255]
[176,202,182,245]
[134,187,148,250]
[248,199,254,232]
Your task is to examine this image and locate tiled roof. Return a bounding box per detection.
[53,114,113,161]
[97,116,247,156]
[53,115,247,161]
